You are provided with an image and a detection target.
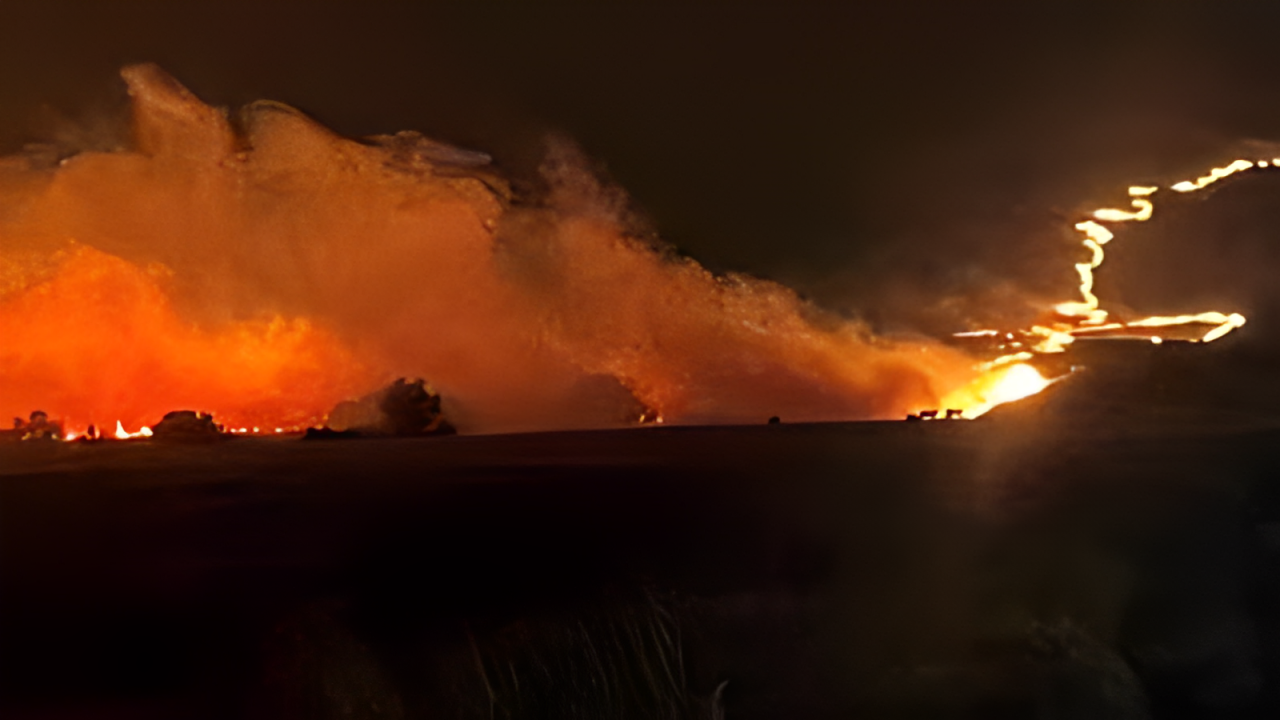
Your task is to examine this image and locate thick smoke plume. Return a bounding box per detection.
[0,64,979,433]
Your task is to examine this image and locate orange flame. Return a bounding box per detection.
[0,245,381,435]
[939,363,1052,419]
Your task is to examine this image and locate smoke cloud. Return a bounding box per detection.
[0,64,980,433]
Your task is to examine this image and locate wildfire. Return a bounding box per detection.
[937,362,1053,420]
[0,245,381,436]
[1045,159,1260,347]
[946,157,1261,418]
[114,420,153,440]
[0,65,1266,433]
[0,64,989,434]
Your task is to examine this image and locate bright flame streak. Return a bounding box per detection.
[1064,192,1157,323]
[939,363,1052,419]
[1093,197,1154,222]
[1170,159,1255,192]
[1068,322,1127,334]
[1124,311,1246,342]
[1201,316,1247,342]
[1053,301,1104,320]
[1074,263,1098,306]
[1124,311,1245,329]
[1029,325,1076,353]
[979,351,1034,371]
[1055,221,1117,322]
[1075,220,1115,245]
[1083,238,1105,267]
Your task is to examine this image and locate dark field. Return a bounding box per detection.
[4,398,1280,719]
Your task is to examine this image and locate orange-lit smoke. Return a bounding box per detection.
[0,245,379,433]
[0,64,983,433]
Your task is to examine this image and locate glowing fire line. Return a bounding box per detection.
[1048,161,1254,347]
[943,157,1261,418]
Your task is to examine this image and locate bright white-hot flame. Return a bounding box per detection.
[939,363,1052,419]
[1201,316,1247,342]
[1075,220,1115,245]
[1093,196,1154,222]
[113,420,153,439]
[979,351,1034,371]
[1170,159,1255,192]
[984,364,1052,408]
[1029,325,1076,353]
[1125,311,1247,343]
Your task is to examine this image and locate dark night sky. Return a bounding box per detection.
[6,2,1280,334]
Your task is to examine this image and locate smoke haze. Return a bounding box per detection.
[0,65,979,433]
